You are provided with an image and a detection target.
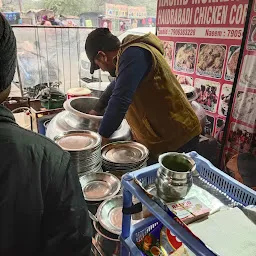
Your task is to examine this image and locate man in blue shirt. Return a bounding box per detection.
[85,28,201,159]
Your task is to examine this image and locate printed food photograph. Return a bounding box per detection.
[195,78,220,113]
[215,118,225,144]
[174,42,197,73]
[232,90,256,125]
[196,44,226,79]
[204,115,215,136]
[227,123,255,153]
[225,46,240,81]
[163,41,174,67]
[218,84,232,117]
[247,16,256,51]
[239,55,256,88]
[176,75,193,87]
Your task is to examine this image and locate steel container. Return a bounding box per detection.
[156,152,195,202]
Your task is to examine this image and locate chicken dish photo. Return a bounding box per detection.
[175,43,197,73]
[197,44,226,78]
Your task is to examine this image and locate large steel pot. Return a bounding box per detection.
[156,152,195,202]
[46,97,131,141]
[93,221,120,256]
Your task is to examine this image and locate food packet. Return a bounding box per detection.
[136,222,188,256]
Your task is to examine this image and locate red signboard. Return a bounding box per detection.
[157,0,249,140]
[157,0,256,189]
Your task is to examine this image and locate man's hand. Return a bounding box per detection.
[101,136,110,146]
[88,110,98,116]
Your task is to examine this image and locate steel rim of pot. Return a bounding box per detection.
[92,236,105,256]
[158,152,196,175]
[93,220,120,242]
[63,97,102,121]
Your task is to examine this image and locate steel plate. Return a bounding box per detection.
[80,172,121,202]
[102,141,149,164]
[54,130,101,151]
[97,195,123,235]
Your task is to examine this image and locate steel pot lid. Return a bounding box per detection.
[102,141,149,164]
[54,130,101,151]
[86,82,109,92]
[63,97,103,121]
[80,172,121,202]
[96,195,123,235]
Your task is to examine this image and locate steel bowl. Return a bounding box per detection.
[156,152,195,202]
[79,172,121,202]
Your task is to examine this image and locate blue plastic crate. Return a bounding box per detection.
[121,151,256,256]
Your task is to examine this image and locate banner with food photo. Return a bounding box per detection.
[163,40,174,67]
[156,0,249,138]
[156,0,256,188]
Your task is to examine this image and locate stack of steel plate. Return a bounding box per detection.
[102,141,149,173]
[54,130,102,175]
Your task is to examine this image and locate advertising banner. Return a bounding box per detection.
[128,6,147,19]
[105,4,128,18]
[157,0,248,138]
[156,0,256,189]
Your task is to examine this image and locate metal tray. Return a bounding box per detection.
[80,172,121,202]
[102,141,149,164]
[54,130,101,151]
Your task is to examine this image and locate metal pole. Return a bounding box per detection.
[18,0,22,14]
[16,58,24,97]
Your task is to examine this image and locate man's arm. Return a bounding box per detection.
[93,80,116,114]
[99,47,152,138]
[41,152,92,256]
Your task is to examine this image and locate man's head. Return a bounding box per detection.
[85,28,120,77]
[0,13,17,103]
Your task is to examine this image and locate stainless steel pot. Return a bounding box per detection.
[46,97,131,141]
[156,152,195,202]
[93,221,120,256]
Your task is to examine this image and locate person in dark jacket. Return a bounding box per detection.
[0,13,92,255]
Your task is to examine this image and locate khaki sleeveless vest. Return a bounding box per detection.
[116,33,201,156]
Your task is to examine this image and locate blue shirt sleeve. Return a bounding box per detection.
[99,47,152,138]
[94,80,115,114]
